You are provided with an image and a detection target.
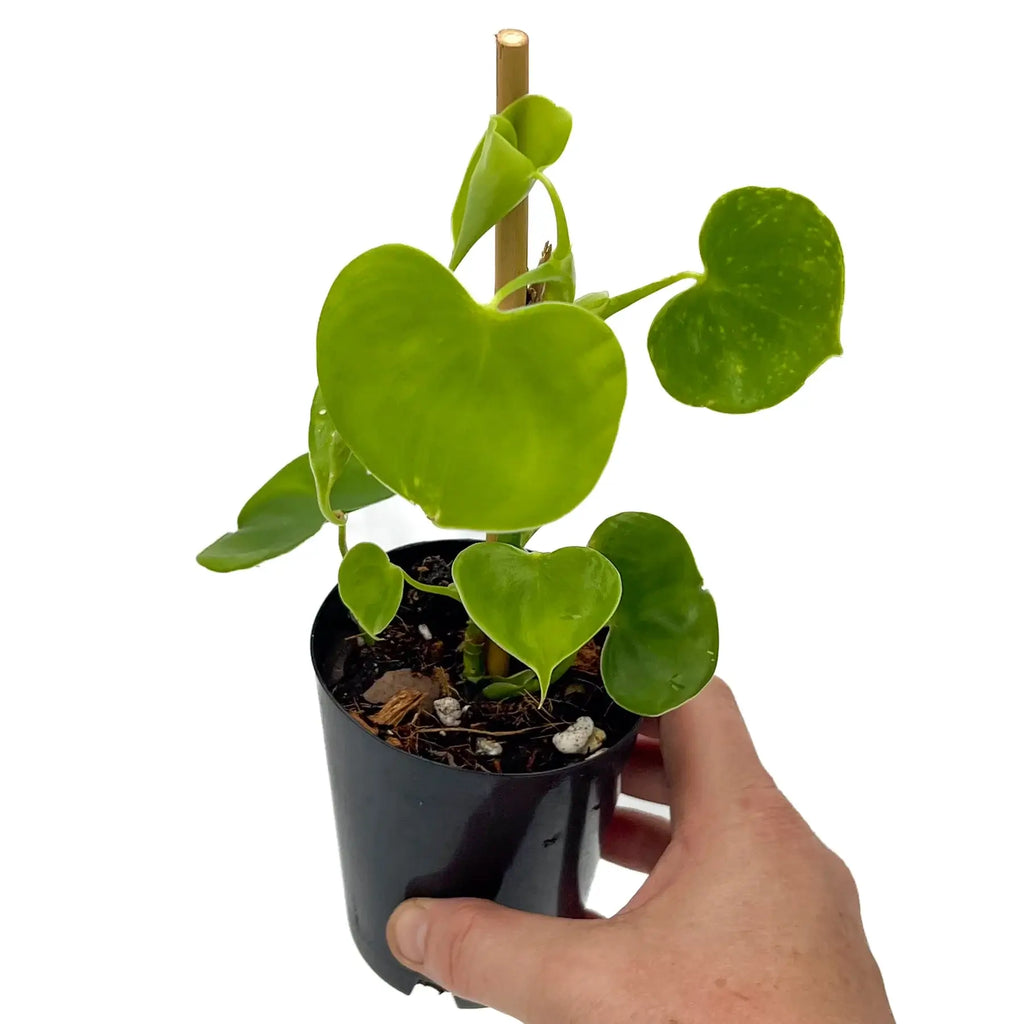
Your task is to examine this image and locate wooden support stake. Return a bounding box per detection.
[494,28,529,310]
[485,28,529,678]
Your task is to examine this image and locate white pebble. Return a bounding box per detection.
[417,623,433,640]
[585,727,607,754]
[475,737,503,758]
[553,716,595,755]
[433,697,462,727]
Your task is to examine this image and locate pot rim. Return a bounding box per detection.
[311,537,641,781]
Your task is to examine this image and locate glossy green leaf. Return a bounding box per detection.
[575,291,610,317]
[479,669,537,698]
[452,543,621,700]
[451,116,535,270]
[337,542,404,638]
[479,653,575,698]
[648,187,844,413]
[308,387,393,523]
[317,244,626,532]
[450,96,572,270]
[589,512,718,716]
[500,95,572,169]
[197,456,328,572]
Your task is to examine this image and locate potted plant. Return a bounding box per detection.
[197,29,843,1004]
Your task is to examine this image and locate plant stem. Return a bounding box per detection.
[532,171,571,258]
[600,270,704,319]
[337,520,348,557]
[489,262,567,309]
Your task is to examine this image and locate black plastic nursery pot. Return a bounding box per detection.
[312,539,640,1003]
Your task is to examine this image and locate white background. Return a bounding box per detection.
[2,1,1021,1021]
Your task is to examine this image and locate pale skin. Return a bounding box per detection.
[387,678,896,1023]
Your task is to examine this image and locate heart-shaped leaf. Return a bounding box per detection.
[337,542,405,638]
[648,187,844,413]
[589,512,718,716]
[317,244,626,532]
[450,96,572,270]
[308,387,393,522]
[452,543,622,700]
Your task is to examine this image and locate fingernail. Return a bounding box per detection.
[390,900,430,965]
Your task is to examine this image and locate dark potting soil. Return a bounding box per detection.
[326,553,635,774]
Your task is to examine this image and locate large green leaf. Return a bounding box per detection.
[196,456,328,572]
[648,187,844,413]
[337,542,405,638]
[450,96,572,270]
[589,512,718,716]
[452,543,621,700]
[308,387,393,522]
[316,244,626,532]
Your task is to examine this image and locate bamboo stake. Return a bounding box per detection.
[485,28,529,678]
[494,29,529,310]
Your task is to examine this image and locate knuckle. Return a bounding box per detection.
[824,848,861,905]
[434,901,487,995]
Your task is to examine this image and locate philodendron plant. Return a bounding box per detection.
[198,95,844,718]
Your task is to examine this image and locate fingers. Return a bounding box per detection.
[621,736,670,805]
[387,897,594,1019]
[601,807,671,873]
[659,676,772,823]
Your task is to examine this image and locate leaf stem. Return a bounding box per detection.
[400,570,462,602]
[532,171,571,258]
[488,262,569,309]
[337,520,348,557]
[599,270,704,319]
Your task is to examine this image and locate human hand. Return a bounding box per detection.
[386,678,895,1022]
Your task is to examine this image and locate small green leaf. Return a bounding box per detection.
[197,455,326,572]
[479,652,575,698]
[337,542,405,638]
[308,387,394,523]
[317,244,626,532]
[450,96,572,270]
[452,543,621,700]
[499,95,572,170]
[648,187,844,413]
[575,291,610,317]
[451,116,535,270]
[589,512,718,716]
[480,669,538,699]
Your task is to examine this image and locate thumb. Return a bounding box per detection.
[387,897,593,1018]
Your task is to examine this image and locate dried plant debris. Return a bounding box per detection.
[362,668,441,705]
[369,689,427,726]
[573,640,601,676]
[432,666,454,696]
